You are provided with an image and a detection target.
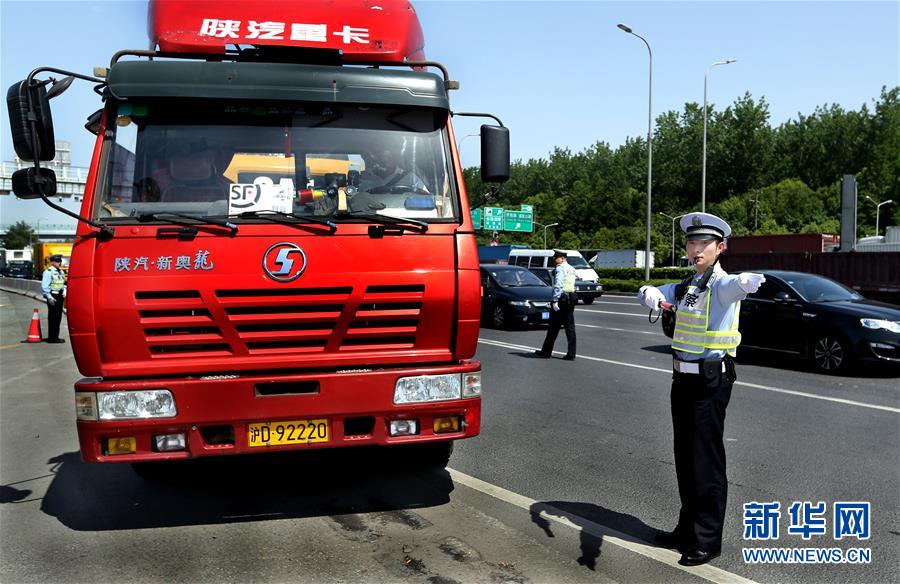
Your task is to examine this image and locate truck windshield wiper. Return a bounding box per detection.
[137,212,238,235]
[235,210,337,233]
[335,211,428,233]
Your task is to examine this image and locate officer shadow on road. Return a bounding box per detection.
[529,501,665,571]
[38,448,453,532]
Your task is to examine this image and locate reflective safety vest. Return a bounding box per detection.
[671,284,741,356]
[557,263,576,293]
[48,267,66,293]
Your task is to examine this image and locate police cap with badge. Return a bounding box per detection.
[552,250,567,259]
[49,254,63,263]
[680,212,731,241]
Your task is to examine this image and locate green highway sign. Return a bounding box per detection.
[483,207,505,230]
[520,204,533,214]
[504,210,534,232]
[471,208,482,229]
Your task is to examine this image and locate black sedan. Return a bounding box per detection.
[480,265,553,329]
[528,267,604,304]
[738,271,900,373]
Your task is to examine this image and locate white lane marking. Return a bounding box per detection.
[577,322,663,336]
[576,308,646,318]
[477,338,900,414]
[448,468,759,584]
[590,300,644,307]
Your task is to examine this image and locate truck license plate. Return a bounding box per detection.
[541,311,550,319]
[248,419,329,447]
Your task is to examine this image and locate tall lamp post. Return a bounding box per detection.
[34,217,49,244]
[618,23,653,281]
[865,196,894,237]
[701,59,736,213]
[658,212,686,267]
[535,222,559,249]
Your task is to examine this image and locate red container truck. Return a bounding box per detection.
[6,0,509,471]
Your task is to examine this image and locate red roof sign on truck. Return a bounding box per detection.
[149,0,425,61]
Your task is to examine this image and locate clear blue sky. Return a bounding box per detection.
[1,0,898,170]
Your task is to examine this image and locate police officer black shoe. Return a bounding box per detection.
[533,351,551,358]
[46,339,65,344]
[562,354,575,361]
[678,548,720,566]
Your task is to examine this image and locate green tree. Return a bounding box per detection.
[3,221,35,249]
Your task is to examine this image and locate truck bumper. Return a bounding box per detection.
[74,361,481,463]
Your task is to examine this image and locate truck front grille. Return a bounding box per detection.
[135,284,424,358]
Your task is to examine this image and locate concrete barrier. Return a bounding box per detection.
[0,277,46,302]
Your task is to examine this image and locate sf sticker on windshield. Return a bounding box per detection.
[229,180,293,215]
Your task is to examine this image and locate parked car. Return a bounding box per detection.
[528,267,603,304]
[480,265,553,329]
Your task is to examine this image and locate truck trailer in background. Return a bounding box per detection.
[32,242,73,278]
[723,232,899,303]
[591,249,655,269]
[726,233,840,255]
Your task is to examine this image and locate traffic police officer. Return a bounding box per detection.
[536,250,578,360]
[41,254,67,343]
[637,213,765,566]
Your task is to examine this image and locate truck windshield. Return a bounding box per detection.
[98,99,457,223]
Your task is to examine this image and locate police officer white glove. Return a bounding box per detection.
[552,302,559,312]
[738,272,766,293]
[46,296,57,306]
[638,285,665,310]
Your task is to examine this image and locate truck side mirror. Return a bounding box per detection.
[11,167,57,199]
[480,124,509,183]
[6,79,57,162]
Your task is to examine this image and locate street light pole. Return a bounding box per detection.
[658,212,686,266]
[537,222,559,249]
[34,218,49,244]
[866,196,894,237]
[618,23,653,281]
[702,59,736,213]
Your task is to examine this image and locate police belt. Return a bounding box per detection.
[673,358,725,375]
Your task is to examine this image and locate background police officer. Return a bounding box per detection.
[637,213,765,566]
[535,250,578,360]
[41,254,67,343]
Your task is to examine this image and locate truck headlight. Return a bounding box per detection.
[97,390,177,420]
[394,374,461,404]
[860,318,900,333]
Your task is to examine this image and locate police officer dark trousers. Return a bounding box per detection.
[41,254,67,343]
[536,250,577,360]
[637,213,765,566]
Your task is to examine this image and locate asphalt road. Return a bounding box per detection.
[1,289,898,583]
[458,295,900,584]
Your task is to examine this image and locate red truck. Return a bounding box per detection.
[6,0,509,473]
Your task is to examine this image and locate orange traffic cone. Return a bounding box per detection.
[24,308,42,343]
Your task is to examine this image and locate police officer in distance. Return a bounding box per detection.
[41,254,67,344]
[535,250,577,360]
[637,213,764,566]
